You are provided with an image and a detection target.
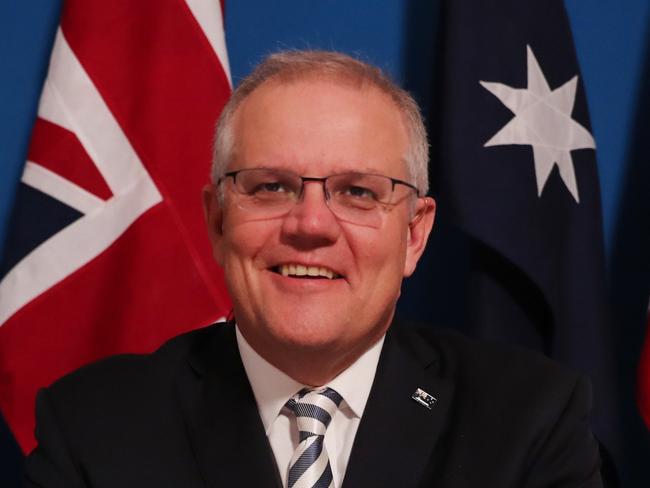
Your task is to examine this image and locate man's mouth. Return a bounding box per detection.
[272,264,342,280]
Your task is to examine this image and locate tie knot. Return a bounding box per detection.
[287,387,343,440]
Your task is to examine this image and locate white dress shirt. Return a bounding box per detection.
[236,326,385,488]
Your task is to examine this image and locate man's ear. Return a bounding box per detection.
[403,197,436,277]
[202,184,225,265]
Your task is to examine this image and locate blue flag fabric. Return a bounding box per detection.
[429,0,618,463]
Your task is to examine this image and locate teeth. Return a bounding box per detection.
[278,264,338,279]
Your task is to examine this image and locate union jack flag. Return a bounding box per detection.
[0,0,232,453]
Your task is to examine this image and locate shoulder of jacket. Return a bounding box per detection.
[44,322,228,401]
[395,322,582,391]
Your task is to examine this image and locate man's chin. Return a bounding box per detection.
[257,313,350,350]
[278,319,343,344]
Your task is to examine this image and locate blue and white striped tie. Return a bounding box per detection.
[286,387,343,488]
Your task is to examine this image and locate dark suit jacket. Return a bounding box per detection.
[24,321,603,487]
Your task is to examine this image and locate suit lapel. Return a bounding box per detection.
[175,323,282,488]
[342,323,454,487]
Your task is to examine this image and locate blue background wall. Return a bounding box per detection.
[1,0,649,485]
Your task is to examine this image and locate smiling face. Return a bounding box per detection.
[203,78,434,383]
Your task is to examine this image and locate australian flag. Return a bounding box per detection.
[427,0,619,469]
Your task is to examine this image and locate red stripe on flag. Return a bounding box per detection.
[60,0,231,309]
[27,118,113,200]
[639,316,650,430]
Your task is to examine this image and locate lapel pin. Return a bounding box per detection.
[412,388,437,410]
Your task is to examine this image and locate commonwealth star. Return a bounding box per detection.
[480,45,595,203]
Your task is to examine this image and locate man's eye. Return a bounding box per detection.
[341,185,377,200]
[251,181,291,194]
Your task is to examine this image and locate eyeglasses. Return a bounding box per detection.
[218,168,420,227]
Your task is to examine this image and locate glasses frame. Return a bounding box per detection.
[219,168,421,203]
[217,168,424,227]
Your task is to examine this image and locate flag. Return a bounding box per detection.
[0,0,232,453]
[429,0,618,456]
[639,308,650,429]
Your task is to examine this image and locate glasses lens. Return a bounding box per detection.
[328,173,391,209]
[325,173,392,227]
[232,169,301,214]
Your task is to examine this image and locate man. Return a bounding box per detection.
[24,51,603,487]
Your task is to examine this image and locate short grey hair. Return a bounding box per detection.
[212,50,429,194]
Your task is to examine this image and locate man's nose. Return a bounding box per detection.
[280,181,341,246]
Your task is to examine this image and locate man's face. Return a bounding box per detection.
[204,78,434,376]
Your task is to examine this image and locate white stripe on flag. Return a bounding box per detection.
[44,29,159,198]
[0,173,162,325]
[184,0,232,86]
[0,28,162,326]
[22,161,105,215]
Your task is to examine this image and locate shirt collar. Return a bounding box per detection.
[236,325,385,434]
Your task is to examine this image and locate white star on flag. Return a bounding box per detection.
[480,45,596,203]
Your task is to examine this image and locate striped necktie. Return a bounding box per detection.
[286,387,343,488]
